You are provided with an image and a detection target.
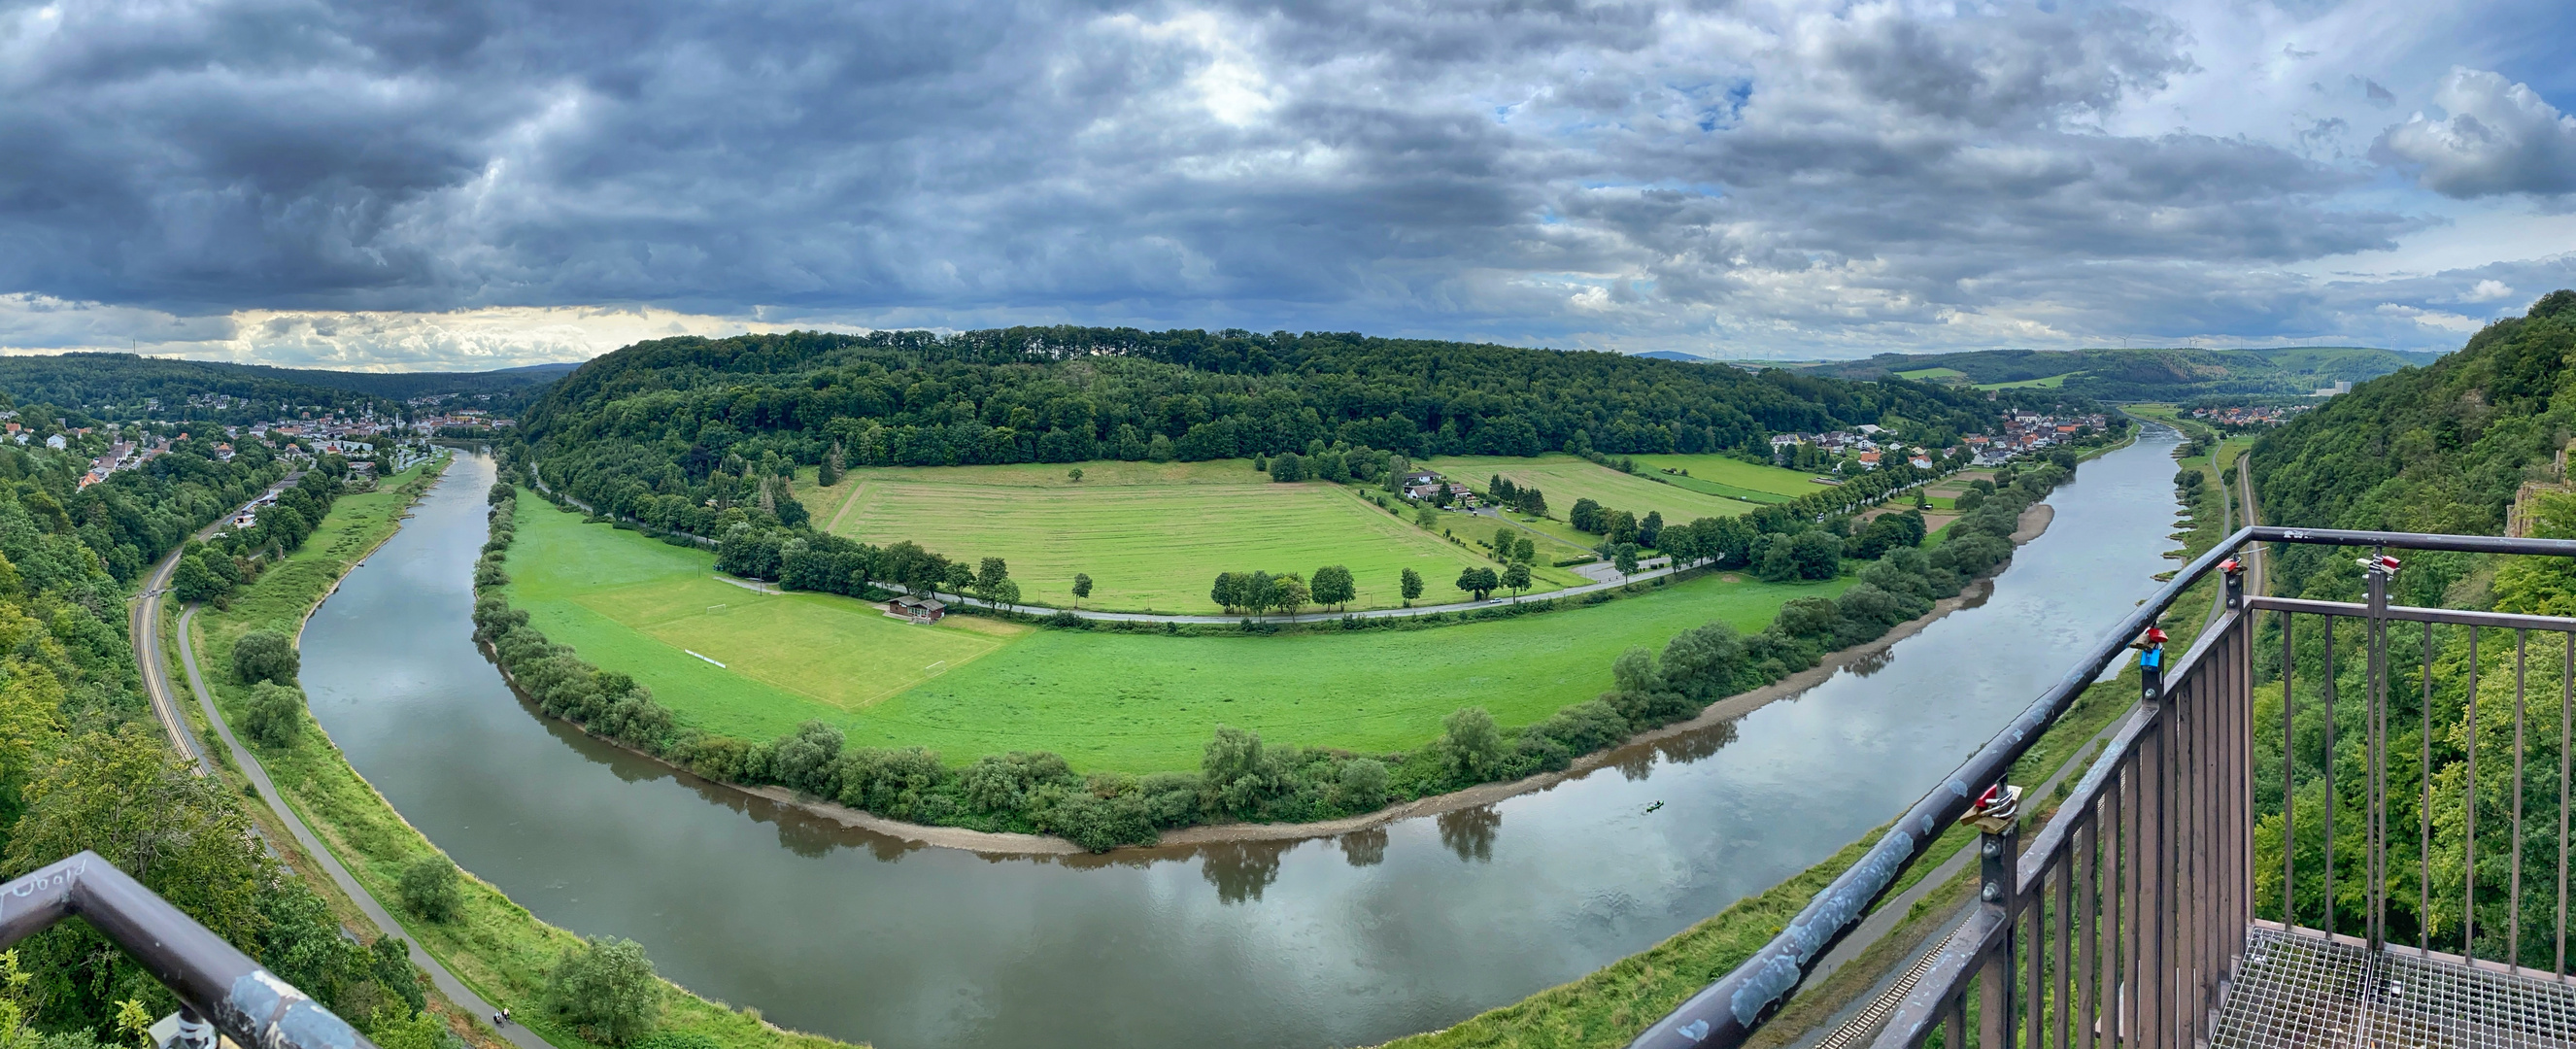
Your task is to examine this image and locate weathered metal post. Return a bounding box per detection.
[1965,783,2023,1046]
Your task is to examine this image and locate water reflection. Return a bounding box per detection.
[1198,840,1288,903]
[1338,829,1388,867]
[300,434,2184,1049]
[1437,807,1502,863]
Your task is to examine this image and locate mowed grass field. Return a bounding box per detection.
[1432,454,1779,524]
[504,498,1033,740]
[803,457,1579,613]
[863,570,1854,770]
[1620,453,1828,497]
[510,496,1852,770]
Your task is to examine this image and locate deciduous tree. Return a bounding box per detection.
[1455,566,1500,600]
[232,630,299,686]
[1308,565,1355,609]
[544,936,661,1045]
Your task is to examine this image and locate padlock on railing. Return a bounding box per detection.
[2134,626,2168,701]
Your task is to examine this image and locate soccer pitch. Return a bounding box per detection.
[807,458,1581,613]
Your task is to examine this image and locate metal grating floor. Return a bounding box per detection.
[2215,927,2576,1048]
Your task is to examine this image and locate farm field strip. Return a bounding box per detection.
[1619,454,1825,497]
[1433,454,1772,523]
[822,464,1576,613]
[507,491,1853,770]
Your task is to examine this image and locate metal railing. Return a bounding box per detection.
[0,851,374,1049]
[1630,526,2576,1049]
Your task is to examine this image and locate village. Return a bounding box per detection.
[1765,411,2110,471]
[2185,402,2311,427]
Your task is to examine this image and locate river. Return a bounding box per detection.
[299,428,2181,1049]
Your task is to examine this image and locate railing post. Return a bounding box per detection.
[2362,553,2398,953]
[2133,626,2170,1049]
[1968,784,2024,1048]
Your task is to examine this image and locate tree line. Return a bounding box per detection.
[523,327,2085,543]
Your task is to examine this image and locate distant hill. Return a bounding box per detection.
[0,353,578,422]
[1631,350,1714,363]
[1799,346,2442,401]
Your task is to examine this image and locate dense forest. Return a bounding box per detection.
[2241,290,2576,969]
[1806,346,2438,402]
[523,326,2085,539]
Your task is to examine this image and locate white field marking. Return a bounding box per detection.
[685,650,728,668]
[924,660,948,674]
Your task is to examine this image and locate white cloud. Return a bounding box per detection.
[0,297,866,371]
[2376,68,2576,198]
[2462,278,2515,301]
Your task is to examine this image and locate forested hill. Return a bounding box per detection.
[528,326,2073,471]
[0,353,570,422]
[2245,291,2575,599]
[1803,345,2436,401]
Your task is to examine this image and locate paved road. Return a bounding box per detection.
[134,474,547,1049]
[2236,452,2265,596]
[134,475,305,772]
[134,537,217,773]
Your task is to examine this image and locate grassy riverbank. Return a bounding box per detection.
[182,462,856,1049]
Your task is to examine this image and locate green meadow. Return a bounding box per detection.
[505,498,1031,740]
[1977,371,2078,389]
[1620,453,1827,498]
[799,457,1580,613]
[1432,454,1776,524]
[509,496,1851,771]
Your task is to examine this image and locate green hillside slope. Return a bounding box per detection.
[1807,346,2438,401]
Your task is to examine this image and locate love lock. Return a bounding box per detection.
[1960,783,2022,834]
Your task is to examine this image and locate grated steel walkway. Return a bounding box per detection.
[2216,927,2576,1048]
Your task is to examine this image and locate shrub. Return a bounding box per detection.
[544,936,662,1045]
[1437,707,1506,782]
[1338,758,1391,809]
[243,681,306,748]
[398,855,463,923]
[232,630,299,685]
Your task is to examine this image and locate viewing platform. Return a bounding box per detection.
[1636,526,2576,1049]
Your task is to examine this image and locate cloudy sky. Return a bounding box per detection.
[3,0,2573,370]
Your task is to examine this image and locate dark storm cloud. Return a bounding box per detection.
[0,0,2541,354]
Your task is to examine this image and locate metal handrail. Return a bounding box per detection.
[1628,525,2576,1049]
[0,852,375,1049]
